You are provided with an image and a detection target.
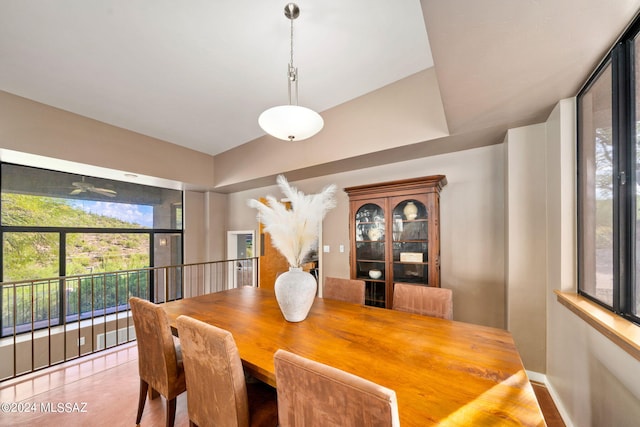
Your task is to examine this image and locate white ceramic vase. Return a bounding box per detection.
[274,267,317,322]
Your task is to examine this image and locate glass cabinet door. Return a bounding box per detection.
[354,203,386,307]
[392,199,429,286]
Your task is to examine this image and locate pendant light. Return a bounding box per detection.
[258,3,324,142]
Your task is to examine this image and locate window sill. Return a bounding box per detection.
[555,290,640,362]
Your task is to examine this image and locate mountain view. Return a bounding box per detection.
[2,193,149,281]
[1,193,154,333]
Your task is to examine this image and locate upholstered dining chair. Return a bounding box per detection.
[391,283,453,320]
[273,349,400,427]
[129,296,186,427]
[176,315,278,427]
[323,277,366,305]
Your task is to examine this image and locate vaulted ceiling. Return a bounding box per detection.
[0,0,432,156]
[1,0,639,190]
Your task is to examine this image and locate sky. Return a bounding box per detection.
[68,200,154,227]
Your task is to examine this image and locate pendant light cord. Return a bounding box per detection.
[290,14,294,72]
[257,3,324,142]
[287,10,298,105]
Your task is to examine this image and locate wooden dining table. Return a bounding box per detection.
[160,286,545,426]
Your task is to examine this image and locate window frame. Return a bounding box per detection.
[0,163,185,337]
[577,18,640,325]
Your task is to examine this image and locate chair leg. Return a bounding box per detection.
[136,379,149,425]
[166,397,177,427]
[149,387,160,400]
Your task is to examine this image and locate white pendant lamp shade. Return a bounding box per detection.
[260,3,323,142]
[259,105,324,141]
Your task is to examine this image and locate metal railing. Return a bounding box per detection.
[0,257,258,382]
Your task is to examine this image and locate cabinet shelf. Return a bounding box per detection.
[394,261,428,265]
[394,278,427,285]
[346,175,446,309]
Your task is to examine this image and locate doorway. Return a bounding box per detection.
[226,230,255,288]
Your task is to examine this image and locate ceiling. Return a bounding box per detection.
[2,0,640,187]
[0,0,432,156]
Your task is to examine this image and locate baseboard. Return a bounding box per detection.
[526,369,546,384]
[526,370,574,427]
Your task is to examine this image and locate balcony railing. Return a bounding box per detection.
[0,257,258,382]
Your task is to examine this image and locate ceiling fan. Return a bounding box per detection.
[69,177,117,198]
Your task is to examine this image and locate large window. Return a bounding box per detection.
[578,19,640,323]
[0,163,183,336]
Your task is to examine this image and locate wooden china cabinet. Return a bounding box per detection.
[344,175,447,308]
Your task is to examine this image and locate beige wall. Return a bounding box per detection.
[545,100,640,425]
[4,68,640,425]
[213,68,449,190]
[184,191,206,265]
[0,90,214,190]
[227,144,507,329]
[206,192,228,261]
[183,190,228,265]
[226,99,640,427]
[0,316,134,380]
[504,123,548,372]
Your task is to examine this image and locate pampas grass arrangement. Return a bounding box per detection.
[248,175,337,268]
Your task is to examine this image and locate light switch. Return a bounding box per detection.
[323,245,330,253]
[339,245,344,253]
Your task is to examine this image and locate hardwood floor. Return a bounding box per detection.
[531,381,565,427]
[0,343,565,426]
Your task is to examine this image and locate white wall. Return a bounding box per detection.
[545,99,640,426]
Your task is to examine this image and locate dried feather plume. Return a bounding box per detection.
[248,175,337,268]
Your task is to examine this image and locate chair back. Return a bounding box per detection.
[274,349,400,427]
[176,315,252,427]
[392,283,453,320]
[323,277,365,305]
[129,296,184,399]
